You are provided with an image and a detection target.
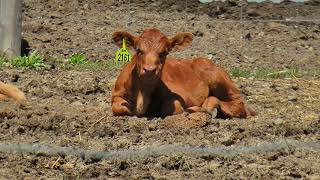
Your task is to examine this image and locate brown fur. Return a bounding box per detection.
[0,81,26,103]
[111,28,255,118]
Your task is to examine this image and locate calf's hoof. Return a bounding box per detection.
[207,108,218,118]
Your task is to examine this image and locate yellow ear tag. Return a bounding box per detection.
[115,38,132,63]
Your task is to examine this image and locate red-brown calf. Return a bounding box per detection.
[111,28,255,118]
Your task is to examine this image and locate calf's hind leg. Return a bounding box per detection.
[192,58,254,118]
[161,96,205,116]
[201,96,219,117]
[202,96,248,118]
[161,97,184,117]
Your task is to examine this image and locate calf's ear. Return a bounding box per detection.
[112,31,136,49]
[169,32,193,51]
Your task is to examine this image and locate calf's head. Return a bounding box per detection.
[113,28,193,82]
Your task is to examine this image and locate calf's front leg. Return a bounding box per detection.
[112,96,131,116]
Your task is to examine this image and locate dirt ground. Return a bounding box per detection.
[0,0,320,179]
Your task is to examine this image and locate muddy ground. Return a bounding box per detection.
[0,0,320,179]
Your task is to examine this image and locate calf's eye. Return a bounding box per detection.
[136,48,143,54]
[159,52,168,58]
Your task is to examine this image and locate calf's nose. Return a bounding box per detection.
[142,65,157,74]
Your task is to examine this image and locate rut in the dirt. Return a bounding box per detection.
[1,139,319,161]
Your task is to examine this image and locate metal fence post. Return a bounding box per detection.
[0,0,22,59]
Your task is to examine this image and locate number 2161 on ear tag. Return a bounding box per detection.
[115,38,132,62]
